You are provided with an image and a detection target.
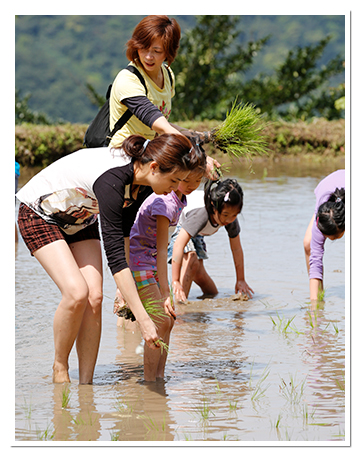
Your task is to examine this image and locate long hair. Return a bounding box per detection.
[317,187,345,236]
[121,134,204,174]
[126,15,181,66]
[204,179,244,216]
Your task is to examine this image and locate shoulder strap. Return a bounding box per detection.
[164,64,173,89]
[126,64,148,96]
[106,65,148,144]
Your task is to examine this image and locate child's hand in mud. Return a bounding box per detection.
[235,280,254,299]
[163,296,176,320]
[172,280,187,304]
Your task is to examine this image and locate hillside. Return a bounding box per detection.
[15,15,345,124]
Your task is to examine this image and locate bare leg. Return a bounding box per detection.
[33,239,103,384]
[179,251,198,297]
[303,214,315,274]
[140,284,174,381]
[193,259,218,298]
[180,252,217,298]
[71,240,103,384]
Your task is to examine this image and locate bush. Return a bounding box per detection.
[15,123,86,167]
[15,119,345,168]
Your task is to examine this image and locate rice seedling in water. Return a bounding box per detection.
[279,374,307,407]
[114,397,135,415]
[61,384,71,409]
[228,399,239,412]
[189,396,214,424]
[250,363,271,401]
[209,100,268,160]
[36,422,56,441]
[270,312,302,335]
[317,288,325,301]
[22,397,33,420]
[140,413,167,439]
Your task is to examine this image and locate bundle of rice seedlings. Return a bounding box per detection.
[115,297,166,322]
[209,100,268,159]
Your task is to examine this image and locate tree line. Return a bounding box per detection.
[15,15,345,125]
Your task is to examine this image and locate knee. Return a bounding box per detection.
[88,288,103,315]
[63,282,89,313]
[187,252,200,272]
[158,314,174,335]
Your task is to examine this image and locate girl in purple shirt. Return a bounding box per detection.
[303,169,345,300]
[119,148,206,382]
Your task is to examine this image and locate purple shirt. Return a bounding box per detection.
[309,169,345,280]
[130,191,187,271]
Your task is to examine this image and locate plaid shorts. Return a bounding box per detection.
[132,269,159,290]
[17,203,100,255]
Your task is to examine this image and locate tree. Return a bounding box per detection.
[236,35,345,120]
[171,15,269,121]
[171,16,344,121]
[15,89,53,124]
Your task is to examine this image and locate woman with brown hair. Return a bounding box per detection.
[109,15,218,316]
[109,15,185,147]
[16,134,200,384]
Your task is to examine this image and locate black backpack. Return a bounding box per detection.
[83,64,173,148]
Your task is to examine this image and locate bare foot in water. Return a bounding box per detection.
[52,363,70,383]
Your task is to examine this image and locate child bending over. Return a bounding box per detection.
[126,151,206,381]
[169,179,254,303]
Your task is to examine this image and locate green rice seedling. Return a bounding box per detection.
[113,397,135,415]
[228,399,239,412]
[71,415,86,427]
[332,322,339,334]
[61,384,71,409]
[36,423,56,441]
[335,372,345,392]
[279,374,307,406]
[250,364,271,401]
[302,403,317,425]
[210,163,231,180]
[190,396,215,424]
[214,377,223,398]
[210,100,268,160]
[272,413,282,429]
[22,397,33,420]
[317,288,325,301]
[270,312,301,335]
[110,430,120,441]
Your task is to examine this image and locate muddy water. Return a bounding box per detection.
[14,159,347,444]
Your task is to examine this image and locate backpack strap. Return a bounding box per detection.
[105,65,148,145]
[164,64,173,89]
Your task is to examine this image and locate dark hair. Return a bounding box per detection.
[204,178,244,216]
[126,15,181,66]
[182,139,207,175]
[317,187,345,236]
[121,134,203,174]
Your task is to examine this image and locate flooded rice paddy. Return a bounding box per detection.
[14,159,347,445]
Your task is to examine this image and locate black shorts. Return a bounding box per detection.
[17,203,100,255]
